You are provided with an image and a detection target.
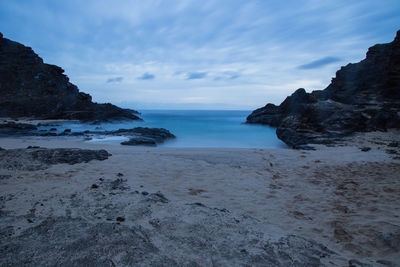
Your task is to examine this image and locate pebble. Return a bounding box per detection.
[116,217,125,222]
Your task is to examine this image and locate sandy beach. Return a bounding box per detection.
[1,3,399,265]
[0,132,399,266]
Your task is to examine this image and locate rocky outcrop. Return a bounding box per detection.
[118,127,176,146]
[0,121,175,146]
[0,147,111,171]
[121,137,158,146]
[247,30,400,148]
[0,33,141,122]
[0,121,38,135]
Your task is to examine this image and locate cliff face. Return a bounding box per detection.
[247,30,400,148]
[0,33,141,121]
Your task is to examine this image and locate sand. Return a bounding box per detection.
[0,132,399,266]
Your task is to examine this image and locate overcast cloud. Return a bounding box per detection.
[0,0,399,109]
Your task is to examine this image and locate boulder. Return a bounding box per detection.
[112,127,175,141]
[121,137,157,146]
[119,127,175,146]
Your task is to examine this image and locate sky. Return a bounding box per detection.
[0,0,399,110]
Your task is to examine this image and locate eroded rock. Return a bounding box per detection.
[247,30,400,148]
[0,34,141,122]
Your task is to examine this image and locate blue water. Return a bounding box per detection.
[39,110,286,148]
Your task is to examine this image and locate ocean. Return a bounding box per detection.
[40,110,286,148]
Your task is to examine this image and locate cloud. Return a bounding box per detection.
[137,72,155,80]
[214,71,240,81]
[106,76,123,83]
[186,72,207,80]
[2,1,399,109]
[173,71,183,76]
[229,73,240,80]
[297,57,341,70]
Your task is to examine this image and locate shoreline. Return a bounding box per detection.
[0,113,286,149]
[1,133,399,265]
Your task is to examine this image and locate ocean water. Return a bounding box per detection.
[40,110,286,148]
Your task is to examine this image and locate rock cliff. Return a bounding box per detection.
[0,33,141,121]
[247,30,400,148]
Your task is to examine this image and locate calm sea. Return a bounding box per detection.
[41,110,286,148]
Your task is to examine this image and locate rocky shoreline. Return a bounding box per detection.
[247,30,400,149]
[0,120,175,146]
[1,25,399,267]
[0,33,178,146]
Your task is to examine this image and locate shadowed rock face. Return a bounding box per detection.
[247,30,400,148]
[0,33,141,122]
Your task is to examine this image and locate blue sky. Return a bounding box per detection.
[1,0,399,109]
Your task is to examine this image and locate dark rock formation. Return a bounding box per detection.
[108,127,175,139]
[56,126,175,146]
[0,33,141,122]
[247,30,400,148]
[121,137,157,146]
[57,126,175,146]
[118,127,176,146]
[0,148,111,170]
[0,121,175,146]
[29,148,111,165]
[0,121,37,135]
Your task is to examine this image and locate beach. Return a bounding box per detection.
[1,132,399,266]
[1,3,399,266]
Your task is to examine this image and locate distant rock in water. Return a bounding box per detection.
[247,30,400,148]
[119,127,176,146]
[0,33,141,122]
